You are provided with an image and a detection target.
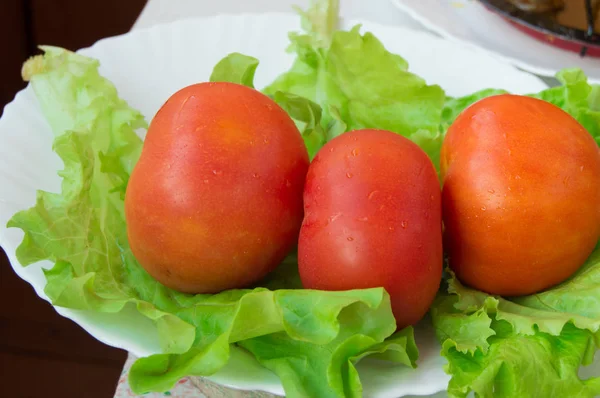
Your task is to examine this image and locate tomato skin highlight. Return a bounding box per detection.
[441,94,600,296]
[298,129,443,329]
[125,82,309,294]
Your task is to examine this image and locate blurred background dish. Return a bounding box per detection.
[480,0,600,58]
[392,0,600,83]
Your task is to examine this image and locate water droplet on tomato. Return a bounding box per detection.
[368,191,379,200]
[347,236,354,241]
[401,221,408,229]
[346,172,353,178]
[328,213,342,224]
[351,148,359,157]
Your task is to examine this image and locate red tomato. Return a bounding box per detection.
[441,94,600,296]
[298,129,443,329]
[125,82,309,294]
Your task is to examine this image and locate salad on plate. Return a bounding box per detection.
[3,0,600,397]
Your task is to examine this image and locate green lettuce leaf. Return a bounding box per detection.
[241,327,417,398]
[432,244,600,398]
[9,46,418,398]
[272,91,327,159]
[441,320,600,398]
[264,1,446,163]
[264,0,337,102]
[209,52,259,88]
[532,68,600,145]
[129,288,398,394]
[10,46,196,351]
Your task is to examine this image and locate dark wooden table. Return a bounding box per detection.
[0,1,147,396]
[0,249,127,397]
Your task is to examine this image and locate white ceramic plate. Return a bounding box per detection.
[0,13,550,398]
[392,0,600,84]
